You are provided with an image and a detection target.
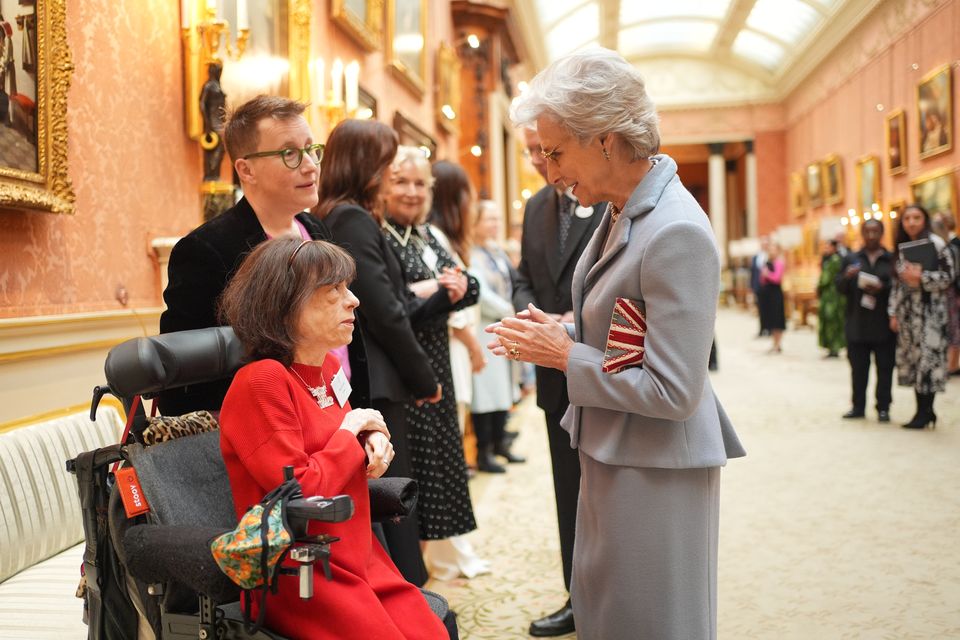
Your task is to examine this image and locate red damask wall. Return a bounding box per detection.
[0,0,200,318]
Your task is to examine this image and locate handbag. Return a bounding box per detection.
[210,476,302,634]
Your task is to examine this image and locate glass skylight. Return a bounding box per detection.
[546,3,599,59]
[535,0,593,28]
[620,0,731,26]
[619,21,719,58]
[732,30,786,70]
[746,0,821,46]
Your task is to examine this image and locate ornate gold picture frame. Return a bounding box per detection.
[885,108,906,175]
[910,167,957,220]
[435,41,460,134]
[917,63,952,160]
[823,154,843,206]
[806,161,823,208]
[332,0,383,52]
[0,0,73,214]
[387,0,426,96]
[790,171,805,217]
[855,155,881,214]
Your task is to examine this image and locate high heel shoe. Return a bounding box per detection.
[902,412,936,429]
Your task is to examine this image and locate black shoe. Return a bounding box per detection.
[502,429,519,446]
[842,409,865,419]
[494,445,526,464]
[529,602,575,637]
[902,412,937,429]
[477,450,506,473]
[877,410,890,423]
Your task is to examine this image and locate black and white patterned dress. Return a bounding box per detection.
[382,219,480,539]
[888,233,955,393]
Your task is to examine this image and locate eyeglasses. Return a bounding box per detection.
[539,144,560,165]
[243,143,325,170]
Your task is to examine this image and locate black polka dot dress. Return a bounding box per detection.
[382,219,480,540]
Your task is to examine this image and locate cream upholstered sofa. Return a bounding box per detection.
[0,407,124,640]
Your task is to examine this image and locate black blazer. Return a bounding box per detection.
[324,204,443,406]
[835,248,896,344]
[512,186,604,413]
[158,197,330,415]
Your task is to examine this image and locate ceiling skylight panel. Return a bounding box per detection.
[732,30,786,70]
[536,0,592,28]
[546,3,599,60]
[619,21,718,58]
[746,0,820,46]
[620,0,731,25]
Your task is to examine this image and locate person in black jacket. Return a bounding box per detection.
[159,96,329,416]
[512,127,603,637]
[315,119,460,586]
[836,218,896,422]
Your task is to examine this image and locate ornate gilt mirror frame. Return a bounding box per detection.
[0,0,73,214]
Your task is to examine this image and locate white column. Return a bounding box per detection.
[745,140,758,238]
[708,143,727,266]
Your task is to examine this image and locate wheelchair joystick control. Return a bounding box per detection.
[290,547,315,599]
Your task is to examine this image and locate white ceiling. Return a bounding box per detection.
[517,0,883,108]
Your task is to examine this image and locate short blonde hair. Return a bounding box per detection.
[511,47,660,161]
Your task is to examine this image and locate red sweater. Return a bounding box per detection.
[219,356,447,640]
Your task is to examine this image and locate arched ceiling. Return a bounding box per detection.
[517,0,882,108]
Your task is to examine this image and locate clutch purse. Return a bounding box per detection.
[601,297,647,374]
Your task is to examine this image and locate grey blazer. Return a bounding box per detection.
[561,155,745,469]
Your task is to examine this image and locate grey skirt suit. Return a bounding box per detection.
[561,155,745,640]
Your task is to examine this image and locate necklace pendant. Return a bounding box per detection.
[310,384,334,409]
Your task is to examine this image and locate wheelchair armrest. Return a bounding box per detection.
[367,477,418,523]
[123,524,241,604]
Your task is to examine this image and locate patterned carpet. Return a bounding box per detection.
[427,307,960,639]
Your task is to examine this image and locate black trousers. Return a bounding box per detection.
[472,410,507,448]
[847,339,896,412]
[371,399,428,586]
[545,407,580,592]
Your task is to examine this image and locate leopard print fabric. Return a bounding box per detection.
[142,410,219,446]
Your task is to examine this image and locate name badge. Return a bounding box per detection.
[860,294,877,310]
[331,367,351,407]
[421,245,439,274]
[575,205,594,219]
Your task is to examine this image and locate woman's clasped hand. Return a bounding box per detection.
[485,303,574,371]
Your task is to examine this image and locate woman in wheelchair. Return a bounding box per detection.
[218,236,448,639]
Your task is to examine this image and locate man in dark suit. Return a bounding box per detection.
[159,96,329,415]
[513,127,603,637]
[750,236,770,337]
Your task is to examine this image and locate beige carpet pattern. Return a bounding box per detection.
[427,307,960,639]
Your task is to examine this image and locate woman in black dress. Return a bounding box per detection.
[381,158,481,543]
[758,242,787,353]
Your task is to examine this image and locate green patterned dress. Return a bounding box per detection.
[818,253,846,354]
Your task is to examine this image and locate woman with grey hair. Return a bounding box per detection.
[487,47,745,639]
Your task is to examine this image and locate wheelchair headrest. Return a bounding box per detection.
[105,326,243,400]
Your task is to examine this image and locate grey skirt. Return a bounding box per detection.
[571,453,721,640]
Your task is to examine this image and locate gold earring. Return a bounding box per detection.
[602,148,611,161]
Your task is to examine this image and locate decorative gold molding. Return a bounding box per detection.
[0,0,75,214]
[288,0,313,104]
[0,397,125,436]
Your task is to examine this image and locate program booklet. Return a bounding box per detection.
[898,238,938,271]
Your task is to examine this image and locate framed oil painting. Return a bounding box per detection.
[387,0,426,96]
[910,168,957,220]
[806,162,824,208]
[790,171,805,216]
[885,109,906,175]
[0,0,74,214]
[856,155,881,214]
[823,154,843,205]
[332,0,383,52]
[917,64,953,160]
[393,110,436,159]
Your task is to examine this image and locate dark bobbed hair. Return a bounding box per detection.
[223,95,307,162]
[895,203,931,246]
[314,119,399,221]
[429,160,474,264]
[219,237,356,366]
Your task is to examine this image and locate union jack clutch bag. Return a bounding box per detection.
[601,297,647,374]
